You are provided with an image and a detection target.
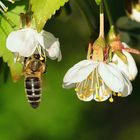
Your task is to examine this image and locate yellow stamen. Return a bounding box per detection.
[99,97,104,101]
[89,75,92,80]
[75,88,79,92]
[117,93,122,97]
[109,97,114,102]
[89,88,94,92]
[103,90,109,96]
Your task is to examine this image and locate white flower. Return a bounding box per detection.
[112,42,138,81]
[130,8,140,22]
[63,59,132,102]
[6,28,62,61]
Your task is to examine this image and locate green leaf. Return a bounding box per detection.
[0,1,28,81]
[30,0,69,32]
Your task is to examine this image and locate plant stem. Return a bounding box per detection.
[104,0,113,26]
[99,1,104,38]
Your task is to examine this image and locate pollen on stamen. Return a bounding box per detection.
[117,93,122,97]
[89,88,94,92]
[89,76,93,80]
[109,97,114,102]
[75,88,79,92]
[78,93,87,100]
[103,90,109,96]
[99,97,104,101]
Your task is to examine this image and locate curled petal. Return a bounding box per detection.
[121,72,132,97]
[38,30,61,61]
[98,62,125,93]
[63,60,98,88]
[6,28,38,57]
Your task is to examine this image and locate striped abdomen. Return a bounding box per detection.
[25,77,42,109]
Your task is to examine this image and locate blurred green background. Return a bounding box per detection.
[1,0,140,140]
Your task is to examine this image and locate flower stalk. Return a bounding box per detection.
[104,0,114,26]
[99,1,104,38]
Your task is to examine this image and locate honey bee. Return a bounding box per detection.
[23,54,46,108]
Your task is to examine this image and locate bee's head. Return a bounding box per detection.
[34,54,40,59]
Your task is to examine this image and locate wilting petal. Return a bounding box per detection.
[6,28,38,57]
[121,72,132,97]
[63,60,98,87]
[98,62,124,92]
[93,84,110,102]
[37,30,61,61]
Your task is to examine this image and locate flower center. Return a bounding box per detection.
[75,68,111,101]
[75,67,123,102]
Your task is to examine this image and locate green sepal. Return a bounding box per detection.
[107,25,117,43]
[93,37,106,61]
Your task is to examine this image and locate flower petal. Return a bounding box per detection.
[122,49,138,80]
[93,83,110,102]
[6,28,38,57]
[37,30,61,61]
[112,53,130,79]
[112,43,138,81]
[76,92,93,102]
[46,41,62,61]
[98,62,125,92]
[63,60,98,88]
[62,82,75,89]
[121,72,132,97]
[130,9,140,22]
